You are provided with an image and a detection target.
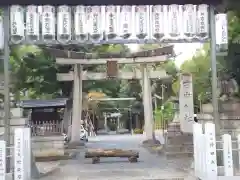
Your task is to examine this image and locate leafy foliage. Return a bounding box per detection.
[6,43,178,118]
[9,45,60,99]
[154,101,175,128]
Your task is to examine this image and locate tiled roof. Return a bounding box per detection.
[19,98,68,108]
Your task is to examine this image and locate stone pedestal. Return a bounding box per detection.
[165,122,193,158]
[201,99,240,138]
[32,136,65,157]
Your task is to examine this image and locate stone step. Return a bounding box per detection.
[165,145,193,153]
[167,137,193,145]
[165,151,193,158]
[166,141,193,146]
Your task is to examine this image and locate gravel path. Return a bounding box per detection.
[39,134,192,180]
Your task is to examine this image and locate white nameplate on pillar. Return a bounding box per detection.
[179,73,195,133]
[23,128,31,180]
[0,141,6,180]
[223,134,234,176]
[205,123,217,179]
[14,128,24,180]
[238,134,240,169]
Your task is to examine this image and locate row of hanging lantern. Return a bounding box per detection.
[0,4,227,45]
[8,4,210,44]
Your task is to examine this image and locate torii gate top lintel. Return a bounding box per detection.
[47,45,174,60]
[51,45,174,65]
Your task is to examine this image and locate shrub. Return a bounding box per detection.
[133,128,143,134]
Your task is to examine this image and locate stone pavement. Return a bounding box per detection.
[39,134,194,180]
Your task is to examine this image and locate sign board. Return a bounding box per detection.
[0,141,6,180]
[179,73,195,133]
[14,128,24,180]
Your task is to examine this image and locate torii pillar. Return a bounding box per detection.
[71,64,83,142]
[141,64,154,140]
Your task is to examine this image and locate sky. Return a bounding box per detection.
[127,43,203,69]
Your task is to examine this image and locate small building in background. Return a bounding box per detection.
[19,98,68,136]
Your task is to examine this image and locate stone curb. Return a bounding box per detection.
[38,162,61,179]
[35,153,77,162]
[5,162,61,180]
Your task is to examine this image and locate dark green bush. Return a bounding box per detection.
[133,128,143,134]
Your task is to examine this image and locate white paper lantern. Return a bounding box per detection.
[162,5,169,42]
[74,6,88,43]
[26,5,40,42]
[134,5,149,40]
[88,6,104,42]
[215,13,228,52]
[151,5,165,40]
[183,4,197,40]
[57,5,71,44]
[42,5,56,43]
[10,5,25,44]
[105,6,118,40]
[215,13,228,45]
[119,6,132,39]
[0,17,4,50]
[196,4,209,40]
[168,4,182,39]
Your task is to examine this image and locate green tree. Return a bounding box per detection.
[225,10,240,93]
[172,44,226,108]
[10,45,60,99]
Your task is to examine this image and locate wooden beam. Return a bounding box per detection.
[56,55,168,65]
[57,70,170,81]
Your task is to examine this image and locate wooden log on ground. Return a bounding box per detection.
[85,148,139,158]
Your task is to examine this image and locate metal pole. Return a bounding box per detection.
[3,7,11,172]
[209,5,220,135]
[161,84,165,109]
[154,97,157,112]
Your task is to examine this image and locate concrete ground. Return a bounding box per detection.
[39,134,193,180]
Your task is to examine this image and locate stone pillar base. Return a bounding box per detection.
[142,139,161,146]
[67,141,85,149]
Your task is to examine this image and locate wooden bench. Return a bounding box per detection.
[85,148,139,164]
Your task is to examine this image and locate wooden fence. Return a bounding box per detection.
[193,122,240,180]
[30,120,63,136]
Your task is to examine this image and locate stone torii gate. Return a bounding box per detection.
[50,45,173,142]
